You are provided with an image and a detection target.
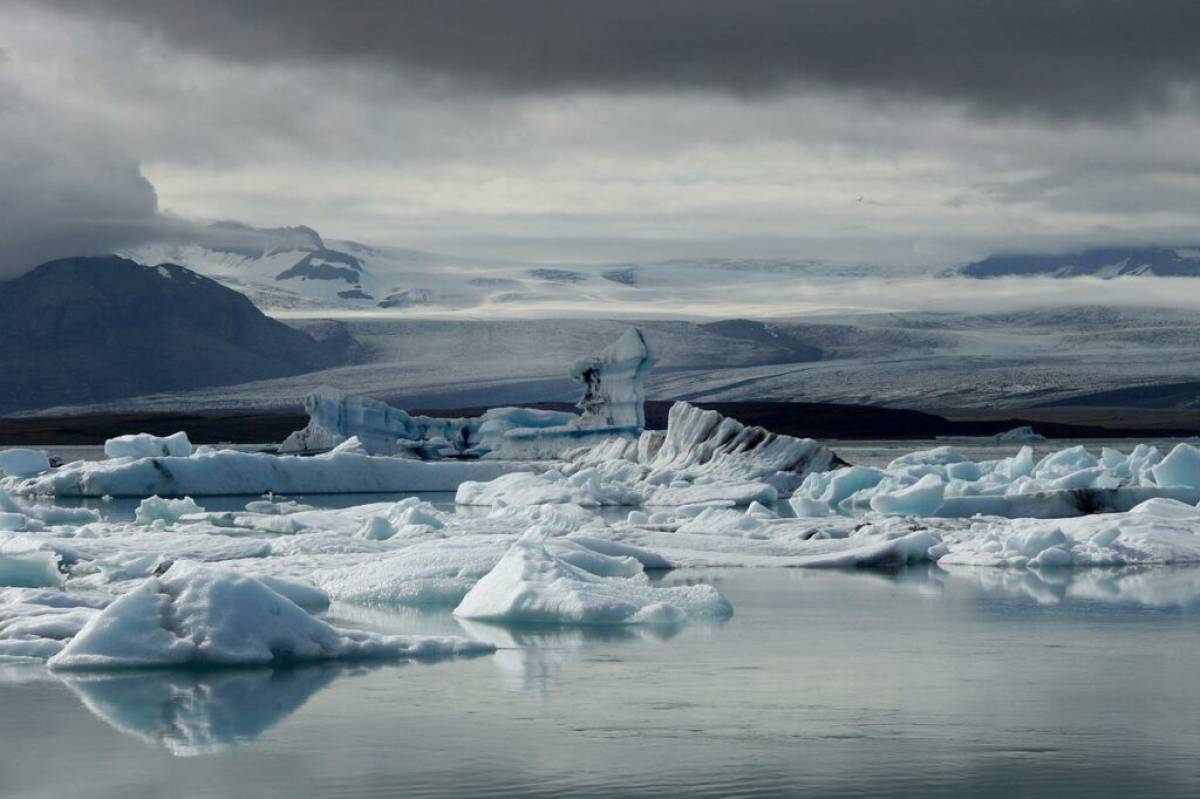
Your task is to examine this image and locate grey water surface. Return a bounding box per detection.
[3,566,1199,798]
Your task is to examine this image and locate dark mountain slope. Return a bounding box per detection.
[0,256,349,412]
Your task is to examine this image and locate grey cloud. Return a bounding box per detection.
[51,0,1200,118]
[0,115,162,278]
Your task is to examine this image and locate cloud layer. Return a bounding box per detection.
[2,1,1200,280]
[56,0,1200,118]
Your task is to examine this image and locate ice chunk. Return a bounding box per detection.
[282,329,654,459]
[48,563,493,670]
[104,432,192,460]
[0,449,50,478]
[570,327,654,430]
[0,546,63,588]
[993,426,1045,443]
[1152,444,1200,488]
[462,402,842,509]
[134,496,206,525]
[454,530,732,625]
[869,474,946,516]
[10,447,526,497]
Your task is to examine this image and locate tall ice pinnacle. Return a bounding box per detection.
[570,328,654,430]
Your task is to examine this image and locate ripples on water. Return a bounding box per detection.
[3,566,1200,797]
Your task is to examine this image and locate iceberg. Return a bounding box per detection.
[105,432,193,460]
[48,563,493,670]
[6,446,528,498]
[458,401,843,508]
[791,442,1200,519]
[454,529,732,625]
[281,327,654,459]
[992,426,1045,443]
[570,327,653,431]
[0,448,51,478]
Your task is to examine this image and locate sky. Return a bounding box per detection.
[2,0,1200,277]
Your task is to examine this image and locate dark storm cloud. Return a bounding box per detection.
[56,0,1200,118]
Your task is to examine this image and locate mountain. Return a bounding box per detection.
[961,245,1200,278]
[0,256,350,413]
[121,221,908,314]
[122,222,530,312]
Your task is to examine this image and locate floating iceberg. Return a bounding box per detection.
[570,327,653,431]
[791,442,1200,519]
[0,449,51,478]
[458,401,843,508]
[992,426,1045,443]
[281,327,654,459]
[454,529,731,625]
[105,432,193,460]
[47,563,493,670]
[279,386,580,458]
[6,447,527,498]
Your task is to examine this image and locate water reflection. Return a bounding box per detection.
[938,564,1200,608]
[458,620,685,696]
[57,664,365,756]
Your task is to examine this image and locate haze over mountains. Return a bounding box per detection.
[119,222,1200,319]
[961,246,1200,279]
[7,223,1200,415]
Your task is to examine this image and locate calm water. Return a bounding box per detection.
[3,567,1200,798]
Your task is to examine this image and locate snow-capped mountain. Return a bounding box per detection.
[960,246,1200,279]
[121,222,909,315]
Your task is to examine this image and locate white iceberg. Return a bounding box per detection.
[457,401,842,508]
[454,529,732,625]
[281,328,654,459]
[48,563,493,670]
[0,448,51,478]
[791,442,1200,519]
[992,426,1046,443]
[6,446,528,498]
[105,432,193,460]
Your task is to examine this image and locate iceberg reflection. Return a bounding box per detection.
[938,564,1200,608]
[58,663,359,756]
[458,619,685,696]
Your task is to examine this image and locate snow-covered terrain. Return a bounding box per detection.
[28,306,1200,416]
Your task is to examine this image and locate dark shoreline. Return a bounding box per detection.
[1,401,1196,446]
